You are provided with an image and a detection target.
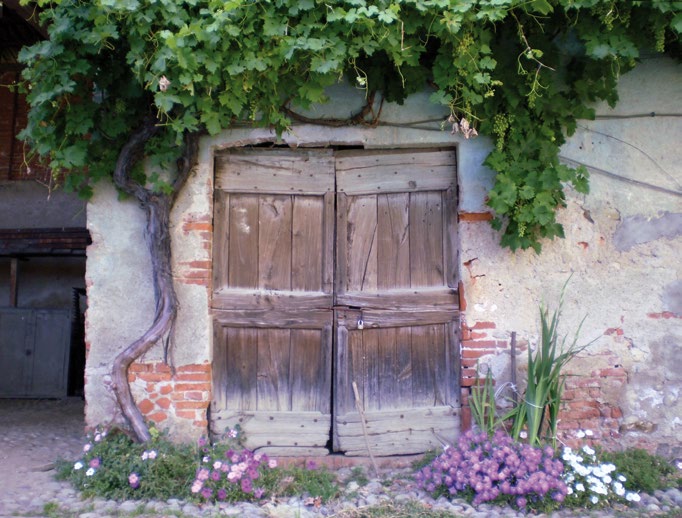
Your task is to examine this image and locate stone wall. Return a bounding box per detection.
[84,56,681,455]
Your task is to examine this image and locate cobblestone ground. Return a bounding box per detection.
[0,399,680,518]
[0,398,86,517]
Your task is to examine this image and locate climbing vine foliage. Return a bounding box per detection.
[19,0,681,251]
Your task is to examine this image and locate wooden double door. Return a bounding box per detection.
[210,148,460,456]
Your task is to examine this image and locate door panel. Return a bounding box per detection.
[212,148,459,456]
[333,309,459,455]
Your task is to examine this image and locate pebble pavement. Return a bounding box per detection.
[0,399,680,518]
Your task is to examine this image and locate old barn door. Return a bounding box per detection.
[334,150,460,455]
[211,148,459,456]
[211,149,335,455]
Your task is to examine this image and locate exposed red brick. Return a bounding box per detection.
[174,382,211,392]
[182,260,212,270]
[462,340,498,348]
[611,407,623,419]
[472,321,496,330]
[604,327,624,336]
[176,401,210,410]
[647,311,680,319]
[155,363,172,373]
[593,367,627,378]
[137,399,154,415]
[182,221,212,232]
[462,348,496,359]
[136,372,172,382]
[470,331,488,340]
[461,325,471,341]
[148,411,168,423]
[175,372,212,382]
[156,397,171,409]
[185,391,206,401]
[177,410,197,419]
[129,363,153,373]
[160,385,173,395]
[177,363,211,373]
[193,420,209,428]
[459,212,493,222]
[179,270,210,279]
[461,406,472,431]
[577,241,588,249]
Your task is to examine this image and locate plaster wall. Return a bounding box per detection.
[85,56,681,453]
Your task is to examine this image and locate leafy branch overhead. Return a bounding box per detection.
[19,0,681,251]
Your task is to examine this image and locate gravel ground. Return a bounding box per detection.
[0,399,680,518]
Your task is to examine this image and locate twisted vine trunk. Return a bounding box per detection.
[109,117,198,442]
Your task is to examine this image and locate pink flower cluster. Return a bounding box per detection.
[191,448,276,502]
[416,430,568,508]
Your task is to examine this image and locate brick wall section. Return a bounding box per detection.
[177,214,213,288]
[128,362,212,431]
[459,282,625,447]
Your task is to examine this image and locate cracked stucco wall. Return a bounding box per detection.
[85,56,681,453]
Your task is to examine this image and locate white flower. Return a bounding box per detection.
[94,434,102,442]
[584,429,594,436]
[625,492,641,502]
[74,461,84,470]
[618,475,627,482]
[213,461,222,470]
[519,431,528,439]
[582,445,595,456]
[576,483,585,492]
[86,468,95,477]
[603,475,612,484]
[83,444,92,453]
[614,482,625,496]
[141,451,148,460]
[148,450,157,460]
[591,495,599,504]
[567,486,574,495]
[576,430,586,438]
[202,456,210,463]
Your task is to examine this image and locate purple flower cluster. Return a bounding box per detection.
[416,430,568,508]
[191,448,275,502]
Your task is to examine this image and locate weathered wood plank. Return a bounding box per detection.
[335,288,457,310]
[410,191,444,288]
[213,308,332,328]
[258,195,292,290]
[212,290,332,311]
[335,192,349,298]
[362,329,380,412]
[344,195,378,292]
[322,192,335,295]
[215,149,335,194]
[211,325,228,412]
[256,329,291,411]
[446,321,461,406]
[377,327,397,410]
[377,193,410,290]
[411,324,440,407]
[395,326,413,409]
[443,187,458,289]
[211,410,331,451]
[292,195,323,292]
[212,190,230,293]
[336,406,458,456]
[348,326,364,415]
[290,329,328,412]
[224,327,258,411]
[227,194,259,289]
[333,323,349,450]
[336,150,456,195]
[253,446,330,457]
[336,308,458,329]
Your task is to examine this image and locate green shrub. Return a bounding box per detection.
[600,449,674,493]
